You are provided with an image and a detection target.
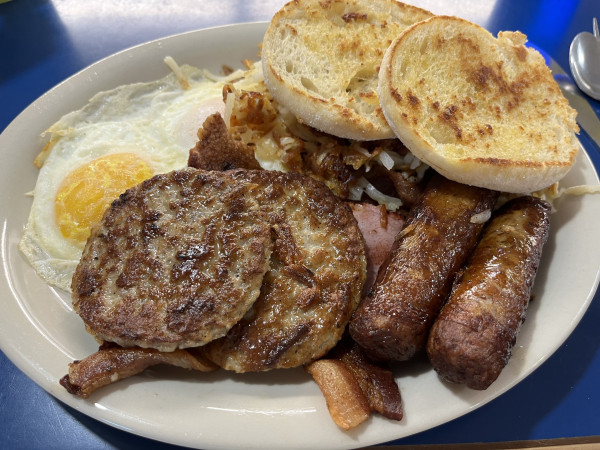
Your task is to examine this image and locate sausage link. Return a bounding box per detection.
[426,195,551,390]
[349,174,498,361]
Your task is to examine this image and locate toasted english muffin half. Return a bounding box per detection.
[261,0,433,141]
[378,15,579,193]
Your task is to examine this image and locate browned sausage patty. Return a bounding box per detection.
[72,168,273,352]
[204,169,367,372]
[426,195,551,390]
[349,174,498,361]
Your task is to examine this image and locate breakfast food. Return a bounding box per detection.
[349,174,499,361]
[19,64,229,292]
[261,0,433,140]
[60,344,218,398]
[306,358,371,430]
[349,202,405,293]
[325,337,404,420]
[203,169,367,372]
[188,112,262,171]
[13,0,585,435]
[72,165,367,370]
[306,336,405,430]
[222,63,429,209]
[427,195,551,389]
[72,168,273,351]
[378,15,579,193]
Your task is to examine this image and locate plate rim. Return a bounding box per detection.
[1,21,599,450]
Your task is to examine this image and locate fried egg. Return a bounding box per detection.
[19,62,231,292]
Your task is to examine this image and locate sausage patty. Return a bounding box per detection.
[72,168,273,351]
[349,174,498,361]
[426,195,551,390]
[204,169,367,372]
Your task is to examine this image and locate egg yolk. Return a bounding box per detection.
[55,153,154,247]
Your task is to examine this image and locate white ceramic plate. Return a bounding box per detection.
[1,22,599,450]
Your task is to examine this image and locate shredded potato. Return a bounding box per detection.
[169,56,599,214]
[224,61,426,211]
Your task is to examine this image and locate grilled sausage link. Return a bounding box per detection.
[426,195,551,390]
[349,174,498,361]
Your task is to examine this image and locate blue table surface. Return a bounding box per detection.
[1,0,599,448]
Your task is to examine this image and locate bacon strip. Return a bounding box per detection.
[306,359,371,430]
[306,336,403,429]
[333,340,403,420]
[60,346,218,398]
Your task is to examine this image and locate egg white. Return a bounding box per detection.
[20,63,229,292]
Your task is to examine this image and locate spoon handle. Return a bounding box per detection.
[594,17,598,39]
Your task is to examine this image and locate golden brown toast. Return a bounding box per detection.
[261,0,433,140]
[378,15,579,193]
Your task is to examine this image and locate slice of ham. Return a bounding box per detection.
[60,345,218,398]
[349,202,405,294]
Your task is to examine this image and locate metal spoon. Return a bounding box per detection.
[569,17,600,100]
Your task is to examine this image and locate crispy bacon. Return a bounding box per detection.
[60,345,218,398]
[332,339,403,420]
[306,336,403,430]
[305,359,371,430]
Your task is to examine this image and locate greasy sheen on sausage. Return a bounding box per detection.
[349,174,498,362]
[426,195,551,390]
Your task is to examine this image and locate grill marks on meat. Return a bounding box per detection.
[427,196,551,389]
[349,174,499,362]
[204,170,367,372]
[72,168,273,351]
[71,168,366,376]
